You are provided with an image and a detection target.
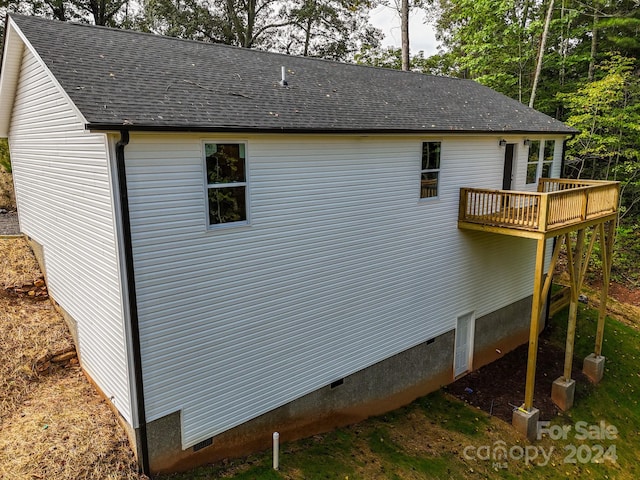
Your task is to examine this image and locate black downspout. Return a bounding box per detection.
[115,130,150,475]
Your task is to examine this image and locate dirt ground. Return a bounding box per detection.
[445,327,588,423]
[595,280,640,307]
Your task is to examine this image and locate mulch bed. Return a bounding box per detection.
[446,324,590,423]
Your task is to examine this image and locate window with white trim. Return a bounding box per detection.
[420,141,441,198]
[542,140,555,178]
[526,140,555,184]
[204,142,248,225]
[526,140,541,184]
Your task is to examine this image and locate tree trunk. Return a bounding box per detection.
[245,0,256,47]
[303,16,313,56]
[529,0,554,108]
[588,14,599,82]
[401,0,409,71]
[226,0,246,46]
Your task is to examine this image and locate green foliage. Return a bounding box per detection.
[425,0,640,119]
[275,0,382,60]
[2,0,380,60]
[562,54,640,219]
[1,0,131,26]
[355,45,455,75]
[583,221,640,286]
[611,223,640,286]
[0,138,10,173]
[425,0,545,104]
[133,0,381,59]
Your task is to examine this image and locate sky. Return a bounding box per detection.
[369,5,440,57]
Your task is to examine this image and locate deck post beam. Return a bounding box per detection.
[522,237,547,412]
[541,235,564,303]
[594,219,616,357]
[563,228,585,382]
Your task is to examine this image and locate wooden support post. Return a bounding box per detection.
[563,229,585,381]
[524,237,547,411]
[541,236,563,302]
[595,220,616,357]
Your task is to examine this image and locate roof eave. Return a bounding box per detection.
[86,123,579,136]
[0,18,24,137]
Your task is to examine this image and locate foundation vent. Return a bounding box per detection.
[330,378,344,389]
[192,437,213,452]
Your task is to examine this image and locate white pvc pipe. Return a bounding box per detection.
[273,431,280,470]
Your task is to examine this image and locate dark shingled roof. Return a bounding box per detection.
[8,14,576,134]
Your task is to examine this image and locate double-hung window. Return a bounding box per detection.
[204,142,248,226]
[526,140,555,184]
[526,140,541,184]
[420,141,441,198]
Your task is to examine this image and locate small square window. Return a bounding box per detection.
[421,142,441,198]
[205,143,248,226]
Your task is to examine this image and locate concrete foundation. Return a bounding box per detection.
[149,296,535,473]
[473,296,535,370]
[512,407,540,442]
[551,377,576,411]
[583,353,605,383]
[149,330,456,473]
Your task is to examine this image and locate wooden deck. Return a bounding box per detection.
[458,178,620,239]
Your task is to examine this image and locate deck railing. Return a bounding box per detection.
[459,178,619,233]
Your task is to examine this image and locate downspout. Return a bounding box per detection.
[115,130,150,475]
[545,133,576,325]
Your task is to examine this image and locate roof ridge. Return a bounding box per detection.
[8,13,464,81]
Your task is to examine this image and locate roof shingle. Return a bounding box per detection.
[8,14,576,134]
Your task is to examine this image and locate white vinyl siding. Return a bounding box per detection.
[124,133,563,448]
[8,47,133,423]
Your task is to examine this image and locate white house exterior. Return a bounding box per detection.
[0,14,576,474]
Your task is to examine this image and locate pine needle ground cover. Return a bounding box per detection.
[0,238,138,480]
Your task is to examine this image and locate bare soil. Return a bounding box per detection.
[446,325,589,423]
[594,279,640,307]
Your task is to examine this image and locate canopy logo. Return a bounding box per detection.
[462,420,618,470]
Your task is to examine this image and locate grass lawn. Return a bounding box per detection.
[162,303,639,480]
